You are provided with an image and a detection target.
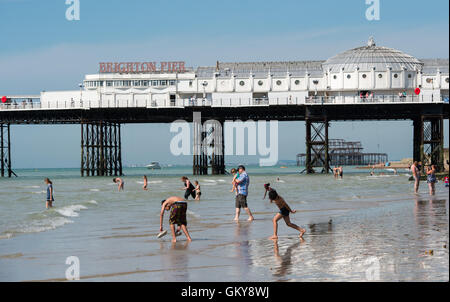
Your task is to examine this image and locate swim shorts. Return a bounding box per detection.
[169,203,187,226]
[235,194,248,209]
[279,207,290,217]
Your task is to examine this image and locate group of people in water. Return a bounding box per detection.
[42,162,447,243]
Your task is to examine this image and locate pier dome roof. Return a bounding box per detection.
[322,37,423,72]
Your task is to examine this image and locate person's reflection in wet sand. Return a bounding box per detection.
[158,240,190,281]
[272,239,304,279]
[232,222,253,279]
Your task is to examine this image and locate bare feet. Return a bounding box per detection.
[172,239,177,243]
[247,216,254,221]
[269,235,278,240]
[233,217,239,221]
[299,229,306,238]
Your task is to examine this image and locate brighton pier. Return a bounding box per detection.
[1,38,448,177]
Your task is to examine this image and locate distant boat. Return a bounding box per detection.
[146,162,161,170]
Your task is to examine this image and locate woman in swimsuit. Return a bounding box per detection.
[426,165,437,196]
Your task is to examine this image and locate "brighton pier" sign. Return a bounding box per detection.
[99,61,186,73]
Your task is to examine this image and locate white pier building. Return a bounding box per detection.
[2,38,449,110]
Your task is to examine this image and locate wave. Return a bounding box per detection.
[89,189,100,192]
[55,205,88,217]
[87,200,98,205]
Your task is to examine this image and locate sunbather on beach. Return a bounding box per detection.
[268,189,305,240]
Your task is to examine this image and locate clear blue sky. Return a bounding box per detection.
[0,0,448,168]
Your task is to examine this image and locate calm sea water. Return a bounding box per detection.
[0,166,448,281]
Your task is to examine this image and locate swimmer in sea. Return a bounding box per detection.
[268,189,306,240]
[113,177,124,191]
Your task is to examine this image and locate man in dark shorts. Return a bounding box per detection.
[181,176,196,200]
[160,196,192,243]
[233,165,254,221]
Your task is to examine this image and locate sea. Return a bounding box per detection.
[0,165,448,281]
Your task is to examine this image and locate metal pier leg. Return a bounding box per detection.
[81,122,123,177]
[305,117,330,174]
[1,124,15,178]
[209,120,225,175]
[420,115,445,172]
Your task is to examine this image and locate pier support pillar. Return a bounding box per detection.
[209,120,225,175]
[413,115,445,172]
[193,113,226,175]
[0,123,15,178]
[305,117,331,174]
[81,121,122,177]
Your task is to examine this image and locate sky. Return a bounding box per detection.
[0,0,449,168]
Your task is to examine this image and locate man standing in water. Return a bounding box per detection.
[160,196,192,243]
[233,165,254,221]
[411,161,421,193]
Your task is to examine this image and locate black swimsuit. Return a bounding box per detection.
[279,207,290,217]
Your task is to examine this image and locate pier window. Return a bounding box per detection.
[295,80,300,85]
[276,80,282,86]
[160,80,168,86]
[394,74,398,78]
[152,80,159,86]
[378,74,383,78]
[123,80,131,87]
[362,74,367,79]
[446,78,449,83]
[106,81,113,87]
[426,78,433,83]
[347,75,351,79]
[333,75,337,79]
[239,81,245,86]
[141,80,149,87]
[133,80,141,86]
[408,74,412,78]
[258,80,264,86]
[169,80,176,86]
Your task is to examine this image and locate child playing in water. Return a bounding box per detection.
[194,181,201,201]
[263,183,273,199]
[44,178,54,209]
[268,189,306,240]
[230,168,239,194]
[113,177,124,191]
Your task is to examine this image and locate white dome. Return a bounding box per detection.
[323,37,423,73]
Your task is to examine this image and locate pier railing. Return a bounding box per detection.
[0,95,447,111]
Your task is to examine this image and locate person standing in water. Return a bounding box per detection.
[268,189,305,240]
[160,196,192,243]
[44,178,54,209]
[143,175,148,191]
[113,177,124,191]
[194,181,201,201]
[181,176,196,200]
[338,166,344,179]
[426,165,437,196]
[234,165,254,221]
[411,161,421,193]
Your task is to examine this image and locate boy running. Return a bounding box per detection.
[160,196,192,243]
[268,189,306,240]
